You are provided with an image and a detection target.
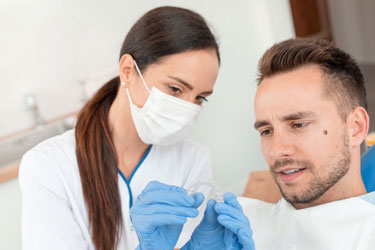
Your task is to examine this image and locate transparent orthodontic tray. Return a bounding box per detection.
[186,179,224,202]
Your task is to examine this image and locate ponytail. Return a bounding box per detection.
[75,77,122,250]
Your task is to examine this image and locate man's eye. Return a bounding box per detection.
[168,86,182,95]
[292,122,308,129]
[260,129,272,136]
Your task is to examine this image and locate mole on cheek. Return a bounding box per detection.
[323,130,328,135]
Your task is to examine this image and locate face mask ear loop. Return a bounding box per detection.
[134,60,151,93]
[125,88,134,106]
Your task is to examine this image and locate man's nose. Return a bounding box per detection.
[269,131,295,160]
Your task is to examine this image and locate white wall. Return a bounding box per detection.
[188,0,295,192]
[1,0,294,188]
[0,1,294,247]
[0,179,22,250]
[327,0,375,64]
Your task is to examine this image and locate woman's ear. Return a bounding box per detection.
[347,107,369,148]
[119,54,135,86]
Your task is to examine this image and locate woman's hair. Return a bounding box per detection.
[75,6,220,250]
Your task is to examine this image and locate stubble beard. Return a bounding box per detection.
[272,133,351,205]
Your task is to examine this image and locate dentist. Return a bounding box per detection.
[19,6,220,250]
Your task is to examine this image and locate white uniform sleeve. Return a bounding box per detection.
[19,150,90,250]
[176,145,213,248]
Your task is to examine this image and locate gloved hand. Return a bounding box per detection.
[130,181,204,250]
[181,199,225,250]
[215,193,255,250]
[182,193,255,250]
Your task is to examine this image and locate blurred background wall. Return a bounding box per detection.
[0,0,295,192]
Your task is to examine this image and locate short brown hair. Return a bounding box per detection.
[257,38,367,120]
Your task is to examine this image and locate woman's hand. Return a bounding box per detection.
[215,193,255,250]
[130,181,204,250]
[181,199,225,249]
[182,193,255,250]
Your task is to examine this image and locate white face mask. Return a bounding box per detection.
[122,61,202,145]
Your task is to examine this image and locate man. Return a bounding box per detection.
[130,38,375,250]
[238,38,375,249]
[254,38,368,208]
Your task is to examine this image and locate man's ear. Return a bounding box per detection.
[119,54,135,86]
[347,107,369,148]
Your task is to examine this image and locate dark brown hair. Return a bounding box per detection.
[75,6,219,250]
[257,38,367,120]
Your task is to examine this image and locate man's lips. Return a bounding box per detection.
[276,167,306,174]
[274,167,307,183]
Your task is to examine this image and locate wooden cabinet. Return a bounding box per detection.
[242,170,282,203]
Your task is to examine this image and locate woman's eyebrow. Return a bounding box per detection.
[167,75,213,95]
[167,75,193,90]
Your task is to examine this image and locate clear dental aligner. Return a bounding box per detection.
[187,179,224,202]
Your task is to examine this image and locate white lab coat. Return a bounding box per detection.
[239,192,375,250]
[19,129,212,250]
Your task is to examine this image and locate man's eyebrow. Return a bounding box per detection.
[167,75,213,95]
[254,120,270,130]
[254,111,317,130]
[281,111,317,121]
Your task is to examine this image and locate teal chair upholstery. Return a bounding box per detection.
[362,145,375,192]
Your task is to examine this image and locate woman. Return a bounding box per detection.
[19,6,220,250]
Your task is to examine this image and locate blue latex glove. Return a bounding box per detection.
[181,199,225,250]
[130,181,204,250]
[215,193,255,250]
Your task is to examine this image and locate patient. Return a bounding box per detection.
[130,38,375,249]
[253,38,368,209]
[240,38,375,249]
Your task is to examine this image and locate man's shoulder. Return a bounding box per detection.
[238,197,279,227]
[238,196,279,211]
[358,191,375,206]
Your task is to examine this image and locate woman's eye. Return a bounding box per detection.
[196,96,208,104]
[168,86,182,95]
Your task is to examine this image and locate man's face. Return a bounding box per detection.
[254,65,351,206]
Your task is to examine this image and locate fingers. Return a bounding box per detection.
[215,193,249,228]
[139,181,206,208]
[131,203,199,218]
[215,202,247,225]
[214,193,252,241]
[203,199,218,223]
[136,189,195,207]
[223,228,255,250]
[217,214,243,234]
[238,228,255,250]
[191,192,204,209]
[143,181,186,194]
[224,229,238,249]
[223,192,243,211]
[134,213,188,230]
[198,199,220,230]
[217,214,253,242]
